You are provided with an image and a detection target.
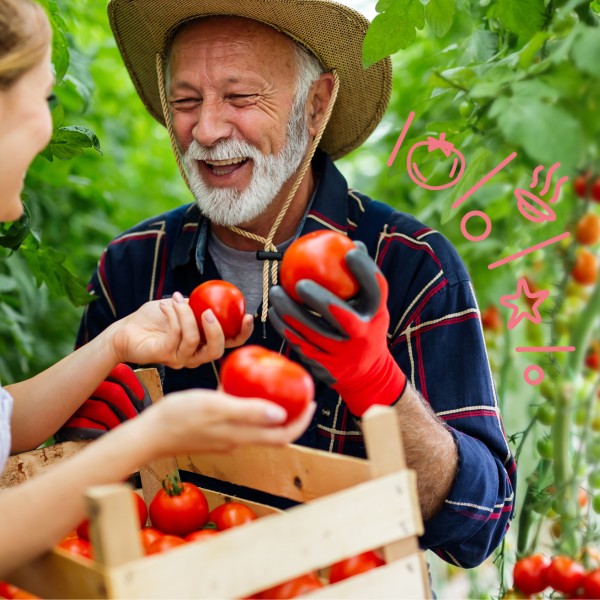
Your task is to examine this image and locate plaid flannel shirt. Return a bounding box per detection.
[76,151,516,568]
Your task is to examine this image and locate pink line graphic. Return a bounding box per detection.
[452,152,517,210]
[488,231,571,270]
[516,346,576,352]
[387,111,416,168]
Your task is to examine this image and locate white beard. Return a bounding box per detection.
[182,103,309,227]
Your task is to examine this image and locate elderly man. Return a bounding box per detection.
[70,0,515,569]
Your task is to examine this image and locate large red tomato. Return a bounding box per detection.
[329,550,385,584]
[77,491,147,541]
[220,345,314,423]
[546,556,585,595]
[140,527,164,554]
[512,554,550,595]
[255,572,324,599]
[149,475,209,537]
[189,280,246,341]
[583,569,600,598]
[56,537,93,560]
[146,535,186,555]
[209,502,257,530]
[280,231,358,303]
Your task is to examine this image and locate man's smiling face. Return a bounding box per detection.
[168,17,309,227]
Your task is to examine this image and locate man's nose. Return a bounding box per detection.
[192,101,233,147]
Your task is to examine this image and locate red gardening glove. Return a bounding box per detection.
[55,363,151,441]
[268,244,407,417]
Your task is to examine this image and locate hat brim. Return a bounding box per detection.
[108,0,392,160]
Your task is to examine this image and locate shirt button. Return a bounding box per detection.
[321,408,331,417]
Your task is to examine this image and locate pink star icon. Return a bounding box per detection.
[499,277,549,330]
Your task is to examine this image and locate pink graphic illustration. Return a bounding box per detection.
[514,163,569,224]
[386,114,577,387]
[406,133,466,190]
[499,277,549,329]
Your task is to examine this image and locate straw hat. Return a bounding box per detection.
[107,0,392,160]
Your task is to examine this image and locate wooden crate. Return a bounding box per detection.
[1,369,431,599]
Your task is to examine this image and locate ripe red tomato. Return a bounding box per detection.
[546,555,585,595]
[255,572,324,599]
[583,569,600,598]
[140,527,164,554]
[149,475,209,537]
[185,529,219,542]
[209,502,257,531]
[575,213,600,245]
[593,178,600,203]
[220,345,314,423]
[56,537,93,560]
[0,581,21,599]
[574,174,590,198]
[481,305,502,332]
[513,554,550,595]
[146,534,186,555]
[189,280,246,341]
[77,491,147,541]
[571,249,599,286]
[329,550,385,584]
[280,230,358,303]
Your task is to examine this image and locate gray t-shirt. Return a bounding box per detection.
[208,229,292,316]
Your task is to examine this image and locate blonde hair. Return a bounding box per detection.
[0,0,51,89]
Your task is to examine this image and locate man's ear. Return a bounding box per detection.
[306,72,335,137]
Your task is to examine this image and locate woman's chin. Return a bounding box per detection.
[0,197,25,223]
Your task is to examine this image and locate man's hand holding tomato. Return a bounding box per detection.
[269,241,407,417]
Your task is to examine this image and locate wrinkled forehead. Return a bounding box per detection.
[167,15,297,62]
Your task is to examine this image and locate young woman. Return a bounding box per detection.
[0,0,314,576]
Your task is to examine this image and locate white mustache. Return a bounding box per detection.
[186,139,261,163]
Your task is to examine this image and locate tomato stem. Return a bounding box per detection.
[161,472,184,497]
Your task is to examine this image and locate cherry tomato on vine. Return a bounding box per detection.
[576,213,600,246]
[329,550,386,584]
[583,569,600,599]
[56,537,93,560]
[481,305,502,332]
[209,502,257,530]
[536,403,555,426]
[571,249,599,286]
[149,474,209,537]
[146,534,186,555]
[513,554,550,595]
[255,572,324,599]
[574,174,590,198]
[536,437,554,460]
[189,280,246,341]
[280,230,359,303]
[546,555,585,595]
[220,345,314,423]
[592,178,600,203]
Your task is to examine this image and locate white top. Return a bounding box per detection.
[0,385,13,472]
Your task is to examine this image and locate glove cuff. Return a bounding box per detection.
[334,354,407,417]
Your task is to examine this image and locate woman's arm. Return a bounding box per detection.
[0,390,315,576]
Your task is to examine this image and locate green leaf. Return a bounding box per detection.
[362,0,425,68]
[48,126,102,160]
[0,209,31,251]
[490,96,583,172]
[488,0,546,39]
[425,0,456,37]
[0,276,17,293]
[571,26,600,77]
[461,29,499,64]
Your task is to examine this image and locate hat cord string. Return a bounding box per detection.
[156,53,339,333]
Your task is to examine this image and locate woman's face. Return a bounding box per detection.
[0,44,54,222]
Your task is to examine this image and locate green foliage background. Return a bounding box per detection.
[1,0,599,596]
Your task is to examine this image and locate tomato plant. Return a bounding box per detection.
[56,537,93,560]
[209,502,257,531]
[329,550,386,584]
[146,534,186,555]
[280,230,358,303]
[189,280,246,341]
[220,345,314,423]
[546,556,585,595]
[255,572,324,599]
[77,491,147,541]
[149,473,209,537]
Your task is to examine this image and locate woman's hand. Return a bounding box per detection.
[107,292,254,368]
[141,390,316,457]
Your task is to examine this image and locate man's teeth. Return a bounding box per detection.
[204,157,246,166]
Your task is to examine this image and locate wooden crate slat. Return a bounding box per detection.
[176,442,371,503]
[6,550,106,599]
[105,470,421,599]
[303,553,428,599]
